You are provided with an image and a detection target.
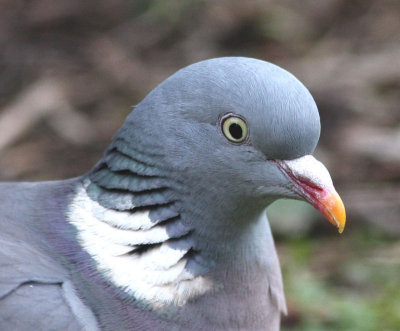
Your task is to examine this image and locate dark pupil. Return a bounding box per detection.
[229,123,243,140]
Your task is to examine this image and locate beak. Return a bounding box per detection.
[275,155,346,233]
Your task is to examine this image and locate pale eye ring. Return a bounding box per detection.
[221,114,249,143]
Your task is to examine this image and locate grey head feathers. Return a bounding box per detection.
[126,57,320,160]
[91,57,321,229]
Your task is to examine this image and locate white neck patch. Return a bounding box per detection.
[68,183,213,309]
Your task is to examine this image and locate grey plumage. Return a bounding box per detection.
[0,57,345,330]
[0,180,99,330]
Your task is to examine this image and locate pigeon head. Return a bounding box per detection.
[72,57,345,312]
[113,57,343,231]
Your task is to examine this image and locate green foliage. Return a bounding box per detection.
[281,232,400,330]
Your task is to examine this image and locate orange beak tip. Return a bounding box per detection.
[338,223,345,234]
[321,190,346,234]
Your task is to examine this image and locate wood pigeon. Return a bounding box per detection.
[0,57,345,330]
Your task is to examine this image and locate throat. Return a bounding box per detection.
[67,182,214,309]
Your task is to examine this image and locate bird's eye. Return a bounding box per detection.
[221,115,248,143]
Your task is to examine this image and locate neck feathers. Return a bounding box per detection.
[68,182,214,309]
[68,138,214,308]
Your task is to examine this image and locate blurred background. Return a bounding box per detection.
[0,0,399,329]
